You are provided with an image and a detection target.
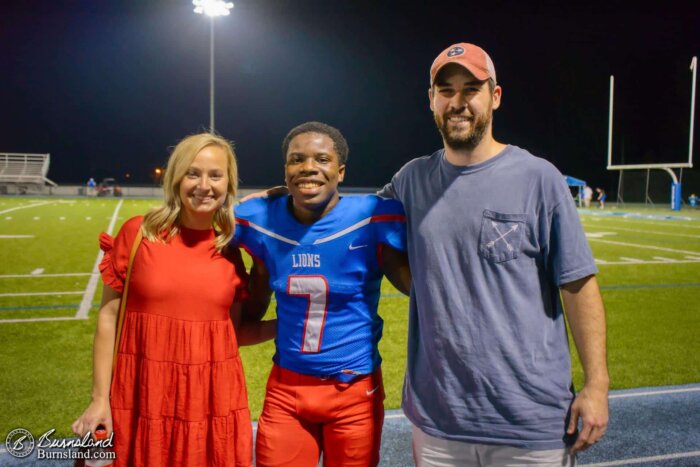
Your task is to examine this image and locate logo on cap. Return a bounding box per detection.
[447,46,464,57]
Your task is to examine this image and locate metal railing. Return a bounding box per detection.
[0,153,57,186]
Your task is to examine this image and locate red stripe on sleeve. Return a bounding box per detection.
[370,214,406,223]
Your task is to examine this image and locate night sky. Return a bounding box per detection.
[2,1,699,192]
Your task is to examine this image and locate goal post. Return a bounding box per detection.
[607,57,697,210]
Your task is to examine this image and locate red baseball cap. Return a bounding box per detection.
[430,42,497,86]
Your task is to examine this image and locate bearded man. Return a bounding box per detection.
[378,42,609,467]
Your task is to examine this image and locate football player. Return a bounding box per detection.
[234,121,410,467]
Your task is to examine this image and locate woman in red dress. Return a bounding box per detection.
[72,133,274,466]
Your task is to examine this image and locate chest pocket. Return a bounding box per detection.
[478,210,527,263]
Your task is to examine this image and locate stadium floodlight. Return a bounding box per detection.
[193,0,233,17]
[193,0,234,133]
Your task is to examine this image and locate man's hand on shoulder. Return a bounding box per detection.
[239,186,288,203]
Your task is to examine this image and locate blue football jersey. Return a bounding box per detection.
[234,195,407,382]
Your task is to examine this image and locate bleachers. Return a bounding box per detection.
[0,153,57,187]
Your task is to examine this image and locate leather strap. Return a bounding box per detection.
[112,228,143,377]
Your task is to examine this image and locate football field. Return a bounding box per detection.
[1,196,699,444]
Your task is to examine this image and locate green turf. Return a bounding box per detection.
[1,197,699,439]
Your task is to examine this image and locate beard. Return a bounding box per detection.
[434,106,493,151]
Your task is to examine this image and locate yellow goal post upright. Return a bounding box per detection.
[607,56,697,210]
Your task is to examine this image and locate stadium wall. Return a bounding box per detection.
[0,185,381,198]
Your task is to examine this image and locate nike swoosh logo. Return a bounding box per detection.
[349,244,368,250]
[366,385,380,396]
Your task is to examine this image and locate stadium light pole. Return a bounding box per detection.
[193,0,234,134]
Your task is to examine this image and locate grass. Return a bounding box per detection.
[0,197,699,439]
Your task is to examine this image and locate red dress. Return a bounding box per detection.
[99,216,253,467]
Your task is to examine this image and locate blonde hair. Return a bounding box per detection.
[142,133,238,251]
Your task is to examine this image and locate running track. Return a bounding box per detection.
[2,383,699,466]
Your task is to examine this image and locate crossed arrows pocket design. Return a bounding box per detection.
[478,210,527,263]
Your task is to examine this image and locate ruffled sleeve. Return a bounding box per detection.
[99,216,143,293]
[226,246,250,303]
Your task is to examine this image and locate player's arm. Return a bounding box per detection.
[72,285,121,437]
[561,274,609,453]
[241,259,273,322]
[234,258,276,346]
[381,246,411,295]
[239,186,288,203]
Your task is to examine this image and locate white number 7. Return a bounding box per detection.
[288,275,329,353]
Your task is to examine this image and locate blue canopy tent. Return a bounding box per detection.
[564,175,586,207]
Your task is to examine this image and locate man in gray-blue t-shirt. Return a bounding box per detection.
[379,42,609,466]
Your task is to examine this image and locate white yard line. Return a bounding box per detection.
[31,268,44,275]
[75,200,123,319]
[384,412,406,420]
[0,273,93,279]
[585,232,618,238]
[585,225,700,239]
[587,238,700,256]
[611,219,700,230]
[0,201,52,215]
[608,386,700,399]
[0,235,35,239]
[385,387,700,422]
[618,257,644,263]
[0,316,83,324]
[596,259,700,265]
[0,291,84,297]
[581,451,700,466]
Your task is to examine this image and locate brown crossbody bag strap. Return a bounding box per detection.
[111,228,143,378]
